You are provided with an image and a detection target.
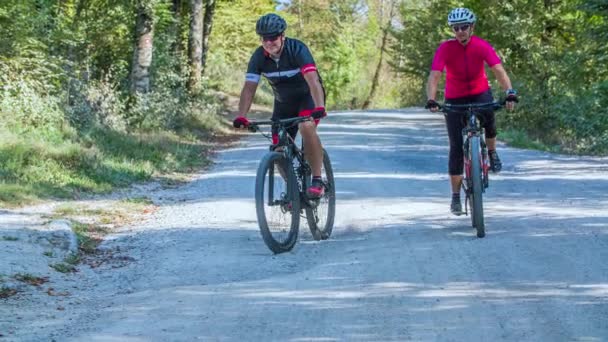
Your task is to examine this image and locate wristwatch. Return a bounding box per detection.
[506,89,517,96]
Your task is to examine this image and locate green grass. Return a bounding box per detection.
[0,286,18,299]
[121,196,153,205]
[0,126,215,206]
[0,183,38,207]
[13,273,49,286]
[51,205,106,217]
[50,200,153,228]
[42,219,110,272]
[64,253,81,265]
[50,262,76,273]
[500,129,561,153]
[70,220,109,254]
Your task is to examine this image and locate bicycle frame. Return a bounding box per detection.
[443,101,501,195]
[462,110,489,194]
[248,115,336,252]
[440,101,503,237]
[249,116,318,209]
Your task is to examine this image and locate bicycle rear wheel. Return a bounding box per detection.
[469,136,485,238]
[306,149,336,240]
[255,152,301,253]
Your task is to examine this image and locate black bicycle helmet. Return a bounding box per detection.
[256,13,287,36]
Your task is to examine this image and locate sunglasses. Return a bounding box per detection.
[261,34,281,42]
[452,24,471,32]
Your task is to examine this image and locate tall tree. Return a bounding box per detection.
[201,0,217,75]
[130,1,156,94]
[362,0,396,109]
[62,0,87,103]
[295,0,304,35]
[171,0,184,58]
[188,0,203,91]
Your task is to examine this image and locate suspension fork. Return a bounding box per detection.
[462,126,476,183]
[268,161,275,206]
[480,131,490,188]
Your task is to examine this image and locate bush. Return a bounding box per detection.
[126,86,222,132]
[67,77,128,132]
[0,78,65,130]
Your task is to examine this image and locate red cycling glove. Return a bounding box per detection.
[311,107,327,119]
[299,107,326,125]
[233,116,250,128]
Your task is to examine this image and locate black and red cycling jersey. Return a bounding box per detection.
[245,38,323,103]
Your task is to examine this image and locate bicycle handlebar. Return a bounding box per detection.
[247,115,316,132]
[439,101,504,113]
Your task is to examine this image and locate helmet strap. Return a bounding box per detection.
[458,25,474,45]
[270,34,286,59]
[278,35,285,54]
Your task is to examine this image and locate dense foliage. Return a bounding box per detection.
[391,0,608,154]
[0,0,606,204]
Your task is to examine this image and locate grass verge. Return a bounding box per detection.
[0,126,220,207]
[44,198,155,273]
[13,273,49,286]
[0,286,18,299]
[500,129,561,153]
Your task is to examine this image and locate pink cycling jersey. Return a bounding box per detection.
[431,36,501,99]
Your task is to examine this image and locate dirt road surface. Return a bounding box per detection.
[2,109,607,341]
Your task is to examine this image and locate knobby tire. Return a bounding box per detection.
[469,136,485,238]
[255,152,301,253]
[306,149,336,240]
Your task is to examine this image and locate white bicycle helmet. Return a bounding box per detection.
[447,7,476,26]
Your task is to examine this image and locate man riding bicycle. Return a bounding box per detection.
[425,7,518,215]
[233,13,327,198]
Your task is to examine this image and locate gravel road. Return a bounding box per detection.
[2,108,607,341]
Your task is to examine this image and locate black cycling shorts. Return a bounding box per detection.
[271,93,316,140]
[445,90,497,176]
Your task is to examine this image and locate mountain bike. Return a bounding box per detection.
[246,115,336,253]
[440,101,504,238]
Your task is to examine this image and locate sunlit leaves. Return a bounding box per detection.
[389,0,608,153]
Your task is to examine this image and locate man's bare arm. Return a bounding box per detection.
[238,81,259,116]
[426,70,442,101]
[490,64,513,92]
[303,72,325,108]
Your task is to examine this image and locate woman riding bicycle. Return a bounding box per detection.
[425,7,518,215]
[233,13,327,198]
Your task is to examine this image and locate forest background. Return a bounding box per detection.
[0,0,606,205]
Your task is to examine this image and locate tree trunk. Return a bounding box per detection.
[130,2,155,94]
[201,0,216,75]
[65,0,87,105]
[171,0,183,58]
[362,0,395,109]
[297,0,304,35]
[188,0,204,91]
[67,0,86,64]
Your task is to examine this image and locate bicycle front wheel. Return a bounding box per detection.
[255,152,301,253]
[306,149,336,240]
[469,136,485,237]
